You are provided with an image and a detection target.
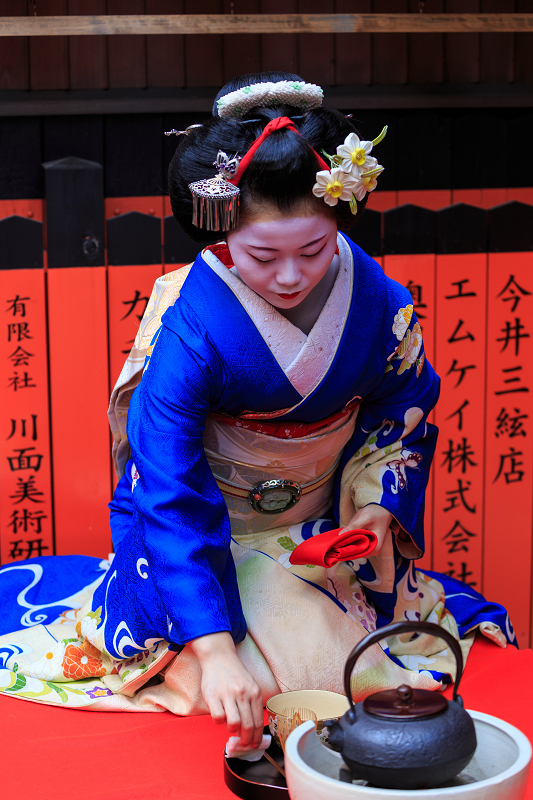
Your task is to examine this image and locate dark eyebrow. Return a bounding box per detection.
[247,234,327,252]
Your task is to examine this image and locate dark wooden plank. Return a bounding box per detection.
[507,110,533,188]
[164,214,203,264]
[4,83,533,117]
[479,0,514,83]
[0,0,28,90]
[335,0,372,86]
[0,118,42,200]
[397,110,452,190]
[0,216,43,269]
[261,0,298,74]
[488,202,533,252]
[514,0,533,81]
[222,0,261,84]
[28,0,68,90]
[346,208,382,257]
[384,204,436,254]
[68,0,107,89]
[408,0,444,84]
[184,0,223,88]
[105,114,164,197]
[107,211,161,265]
[444,0,479,83]
[4,13,533,35]
[436,203,488,254]
[43,156,105,268]
[298,0,336,86]
[372,0,409,85]
[107,0,146,89]
[451,111,507,189]
[146,0,185,88]
[42,115,104,166]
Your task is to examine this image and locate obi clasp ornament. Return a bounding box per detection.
[248,479,302,515]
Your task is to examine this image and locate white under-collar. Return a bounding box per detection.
[202,233,353,397]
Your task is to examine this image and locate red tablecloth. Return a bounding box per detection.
[1,636,531,800]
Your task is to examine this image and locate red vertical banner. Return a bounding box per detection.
[47,267,111,558]
[484,252,533,648]
[433,254,487,592]
[382,254,436,571]
[0,271,54,563]
[107,264,162,389]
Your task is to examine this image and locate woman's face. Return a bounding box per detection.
[226,207,338,309]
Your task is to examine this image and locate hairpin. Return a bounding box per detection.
[164,124,203,137]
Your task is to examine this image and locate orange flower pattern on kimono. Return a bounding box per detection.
[62,644,106,680]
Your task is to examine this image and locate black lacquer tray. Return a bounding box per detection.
[224,727,288,799]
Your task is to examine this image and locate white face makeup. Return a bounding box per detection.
[226,210,338,309]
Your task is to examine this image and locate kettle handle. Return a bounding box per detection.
[344,620,465,715]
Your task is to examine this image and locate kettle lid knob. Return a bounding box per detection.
[395,685,413,706]
[363,684,448,719]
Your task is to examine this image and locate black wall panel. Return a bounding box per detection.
[164,214,203,265]
[43,116,105,167]
[347,208,381,257]
[0,108,532,201]
[107,211,162,265]
[43,156,105,268]
[488,202,533,252]
[104,114,164,197]
[0,117,42,199]
[0,215,43,269]
[384,204,436,254]
[397,111,452,191]
[451,111,508,189]
[437,203,488,254]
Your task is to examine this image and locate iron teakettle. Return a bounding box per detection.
[327,621,477,790]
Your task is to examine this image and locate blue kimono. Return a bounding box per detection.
[0,234,514,711]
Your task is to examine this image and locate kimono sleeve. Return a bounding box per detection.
[336,302,440,559]
[126,322,247,646]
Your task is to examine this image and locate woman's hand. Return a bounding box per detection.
[190,631,264,747]
[343,503,393,555]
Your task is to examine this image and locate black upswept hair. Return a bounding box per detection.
[168,71,368,243]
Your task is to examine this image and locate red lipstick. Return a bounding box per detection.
[277,292,301,300]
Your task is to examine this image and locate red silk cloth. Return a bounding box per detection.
[227,116,329,187]
[289,527,378,568]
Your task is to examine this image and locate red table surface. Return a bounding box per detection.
[1,636,531,800]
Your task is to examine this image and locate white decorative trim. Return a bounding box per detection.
[217,80,323,119]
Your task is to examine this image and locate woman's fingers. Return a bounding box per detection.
[224,698,242,735]
[236,697,255,746]
[251,690,265,747]
[208,695,227,725]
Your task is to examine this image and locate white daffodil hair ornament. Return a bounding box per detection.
[337,132,378,175]
[313,168,359,207]
[313,125,387,215]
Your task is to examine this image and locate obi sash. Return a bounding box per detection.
[203,407,358,535]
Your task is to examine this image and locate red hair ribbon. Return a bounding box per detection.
[228,116,330,187]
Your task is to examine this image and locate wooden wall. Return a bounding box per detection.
[1,0,533,91]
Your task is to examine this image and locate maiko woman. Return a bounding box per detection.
[0,73,513,743]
